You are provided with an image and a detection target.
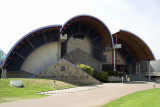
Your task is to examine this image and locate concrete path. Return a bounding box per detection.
[0,82,158,107]
[38,84,109,95]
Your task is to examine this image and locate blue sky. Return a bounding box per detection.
[0,0,160,59]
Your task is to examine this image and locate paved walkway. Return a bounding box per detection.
[38,84,109,95]
[0,82,158,107]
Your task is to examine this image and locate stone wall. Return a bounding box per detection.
[34,58,101,84]
[63,48,102,71]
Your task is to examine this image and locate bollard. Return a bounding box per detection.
[122,77,124,83]
[153,85,155,89]
[53,81,56,88]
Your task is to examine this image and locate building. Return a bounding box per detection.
[1,15,158,83]
[0,49,6,66]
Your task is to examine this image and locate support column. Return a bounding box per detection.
[4,69,6,78]
[148,61,151,81]
[136,63,138,75]
[138,62,140,77]
[113,43,121,71]
[57,41,61,60]
[130,65,132,74]
[1,69,6,78]
[114,49,116,71]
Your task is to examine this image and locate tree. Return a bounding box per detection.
[1,59,4,65]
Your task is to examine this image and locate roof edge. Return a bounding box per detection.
[115,29,155,60]
[60,14,114,46]
[2,24,62,68]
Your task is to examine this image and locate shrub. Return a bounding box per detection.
[94,71,108,82]
[107,70,118,77]
[78,64,94,76]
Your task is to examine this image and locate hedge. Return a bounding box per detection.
[107,70,118,77]
[94,71,108,82]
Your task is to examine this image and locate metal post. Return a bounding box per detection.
[138,62,140,77]
[53,81,56,88]
[148,61,151,81]
[114,49,116,71]
[116,49,117,71]
[122,76,124,83]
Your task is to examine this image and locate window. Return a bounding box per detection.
[61,66,65,71]
[102,64,112,71]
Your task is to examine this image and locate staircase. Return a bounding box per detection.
[127,74,149,81]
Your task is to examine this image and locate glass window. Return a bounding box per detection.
[61,66,65,71]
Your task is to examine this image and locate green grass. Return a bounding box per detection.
[0,78,77,103]
[103,88,160,107]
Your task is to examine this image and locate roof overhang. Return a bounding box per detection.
[113,30,155,61]
[60,15,114,48]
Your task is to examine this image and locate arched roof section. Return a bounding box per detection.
[60,15,114,48]
[2,25,62,70]
[113,30,155,62]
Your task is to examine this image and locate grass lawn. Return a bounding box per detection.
[0,78,77,103]
[103,88,160,107]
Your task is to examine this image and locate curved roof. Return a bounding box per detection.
[113,30,155,61]
[60,15,114,48]
[2,25,62,69]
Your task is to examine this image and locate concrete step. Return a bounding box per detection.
[127,74,149,81]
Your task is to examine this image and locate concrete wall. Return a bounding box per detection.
[150,60,160,72]
[34,58,101,84]
[21,42,58,74]
[63,36,101,71]
[140,61,148,72]
[147,60,160,81]
[103,51,112,64]
[137,60,160,74]
[63,48,102,71]
[103,50,126,65]
[67,37,92,55]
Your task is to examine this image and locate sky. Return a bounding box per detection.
[0,0,160,59]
